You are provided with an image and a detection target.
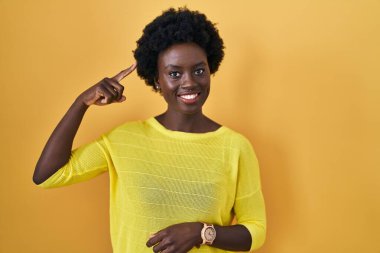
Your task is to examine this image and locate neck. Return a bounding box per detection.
[155,109,207,133]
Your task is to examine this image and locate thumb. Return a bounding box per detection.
[116,95,126,103]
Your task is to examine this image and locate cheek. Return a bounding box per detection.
[159,75,177,91]
[160,82,178,102]
[200,76,211,90]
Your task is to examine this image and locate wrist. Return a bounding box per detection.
[74,96,90,109]
[201,223,217,245]
[193,222,204,247]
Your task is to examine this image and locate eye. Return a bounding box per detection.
[169,71,181,78]
[194,68,205,76]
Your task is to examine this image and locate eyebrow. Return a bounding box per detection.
[164,61,206,69]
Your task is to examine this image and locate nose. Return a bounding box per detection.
[180,72,197,90]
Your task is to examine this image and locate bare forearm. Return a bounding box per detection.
[146,222,252,252]
[32,64,136,185]
[212,224,252,251]
[33,97,89,184]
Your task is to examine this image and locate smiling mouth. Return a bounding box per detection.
[177,92,201,104]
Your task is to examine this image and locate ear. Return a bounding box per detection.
[154,79,161,91]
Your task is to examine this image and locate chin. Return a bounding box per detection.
[177,100,206,115]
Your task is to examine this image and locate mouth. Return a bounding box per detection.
[177,92,201,104]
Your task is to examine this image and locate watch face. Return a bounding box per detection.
[205,227,216,240]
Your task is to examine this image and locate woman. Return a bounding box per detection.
[33,7,266,253]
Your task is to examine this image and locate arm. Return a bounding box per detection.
[213,224,252,251]
[146,223,252,252]
[33,64,136,185]
[33,99,89,184]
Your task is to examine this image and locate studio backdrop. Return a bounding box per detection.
[0,0,379,252]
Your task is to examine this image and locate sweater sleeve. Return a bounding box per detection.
[234,137,267,252]
[37,136,110,189]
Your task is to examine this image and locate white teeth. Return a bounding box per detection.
[180,93,198,100]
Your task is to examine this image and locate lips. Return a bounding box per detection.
[177,92,201,104]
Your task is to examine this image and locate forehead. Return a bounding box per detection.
[158,43,207,68]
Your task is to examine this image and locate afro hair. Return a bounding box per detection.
[133,7,225,92]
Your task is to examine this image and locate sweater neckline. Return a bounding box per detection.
[146,117,228,139]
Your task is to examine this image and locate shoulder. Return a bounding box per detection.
[221,129,260,168]
[222,127,253,146]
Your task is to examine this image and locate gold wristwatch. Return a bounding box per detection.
[201,223,216,245]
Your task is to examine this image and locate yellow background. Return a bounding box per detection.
[1,0,379,252]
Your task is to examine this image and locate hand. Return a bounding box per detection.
[77,63,137,106]
[146,222,203,253]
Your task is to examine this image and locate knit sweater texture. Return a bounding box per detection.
[38,117,266,252]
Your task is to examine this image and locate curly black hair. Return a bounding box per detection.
[133,7,225,92]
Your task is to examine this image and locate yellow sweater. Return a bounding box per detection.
[38,117,266,252]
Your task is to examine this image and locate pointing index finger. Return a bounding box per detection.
[112,62,137,82]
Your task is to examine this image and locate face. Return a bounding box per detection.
[156,42,211,116]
